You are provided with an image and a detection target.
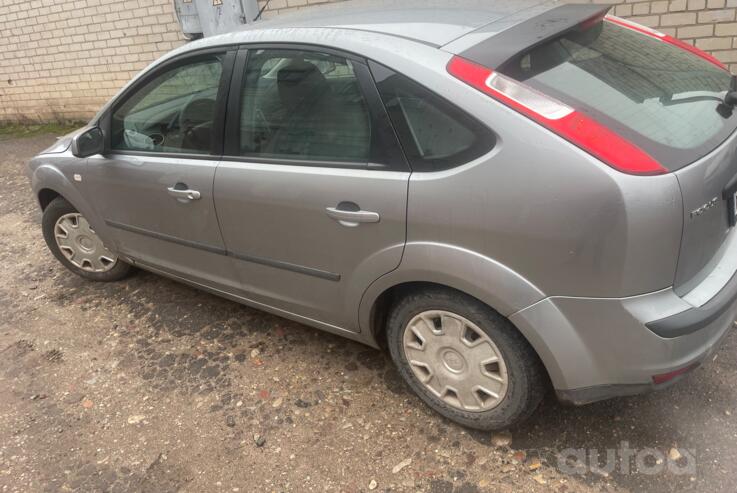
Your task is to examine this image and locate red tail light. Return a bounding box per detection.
[606,15,728,71]
[652,362,700,385]
[447,56,667,176]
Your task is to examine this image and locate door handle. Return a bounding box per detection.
[167,186,201,201]
[326,206,380,227]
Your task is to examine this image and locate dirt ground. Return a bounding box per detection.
[1,134,736,493]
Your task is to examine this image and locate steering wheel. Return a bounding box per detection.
[179,97,216,150]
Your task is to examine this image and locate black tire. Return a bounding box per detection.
[386,287,546,430]
[42,197,133,282]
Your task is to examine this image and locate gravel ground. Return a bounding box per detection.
[0,134,735,493]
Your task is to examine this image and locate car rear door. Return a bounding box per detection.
[85,49,241,290]
[213,46,409,330]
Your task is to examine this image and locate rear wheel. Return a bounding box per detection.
[386,287,545,430]
[42,197,133,282]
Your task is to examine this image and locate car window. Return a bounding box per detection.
[370,62,495,172]
[111,54,224,155]
[238,49,371,163]
[500,21,736,170]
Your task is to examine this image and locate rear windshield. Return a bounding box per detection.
[500,21,737,171]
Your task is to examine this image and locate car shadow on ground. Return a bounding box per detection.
[43,264,737,493]
[475,342,735,493]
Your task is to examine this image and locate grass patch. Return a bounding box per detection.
[0,122,84,139]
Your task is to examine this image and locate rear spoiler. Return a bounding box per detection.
[459,4,612,69]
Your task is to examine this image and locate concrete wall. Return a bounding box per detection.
[1,0,737,123]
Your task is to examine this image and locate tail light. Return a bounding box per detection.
[606,15,728,71]
[447,56,668,176]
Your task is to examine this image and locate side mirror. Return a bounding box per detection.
[71,127,104,158]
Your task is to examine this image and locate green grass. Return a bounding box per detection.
[0,122,85,139]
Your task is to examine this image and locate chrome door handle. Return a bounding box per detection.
[326,207,380,227]
[167,186,201,201]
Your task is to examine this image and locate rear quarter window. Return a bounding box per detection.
[370,61,495,172]
[501,21,736,170]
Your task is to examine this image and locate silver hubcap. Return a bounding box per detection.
[54,213,117,273]
[402,310,509,412]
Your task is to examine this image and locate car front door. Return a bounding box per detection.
[214,47,410,330]
[85,49,240,290]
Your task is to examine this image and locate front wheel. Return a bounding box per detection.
[41,197,133,282]
[386,288,546,430]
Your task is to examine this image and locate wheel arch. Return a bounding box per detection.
[367,281,465,349]
[358,242,559,384]
[31,163,116,250]
[38,188,61,210]
[359,242,546,333]
[365,278,557,391]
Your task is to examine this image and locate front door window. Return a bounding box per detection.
[111,54,225,154]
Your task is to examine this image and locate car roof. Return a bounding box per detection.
[241,0,558,47]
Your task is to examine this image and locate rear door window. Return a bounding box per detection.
[238,49,371,163]
[370,62,495,172]
[501,21,736,170]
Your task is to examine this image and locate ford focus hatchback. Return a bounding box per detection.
[27,0,737,430]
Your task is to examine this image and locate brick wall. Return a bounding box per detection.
[603,0,737,72]
[0,0,187,123]
[1,0,737,123]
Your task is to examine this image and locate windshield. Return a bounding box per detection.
[500,21,736,170]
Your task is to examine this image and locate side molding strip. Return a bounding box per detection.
[105,220,341,282]
[105,220,226,255]
[229,251,341,282]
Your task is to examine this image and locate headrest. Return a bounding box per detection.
[277,59,328,108]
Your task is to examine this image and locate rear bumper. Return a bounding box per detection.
[556,378,687,407]
[647,270,737,338]
[510,282,737,404]
[554,328,728,406]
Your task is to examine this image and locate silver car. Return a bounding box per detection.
[26,0,737,430]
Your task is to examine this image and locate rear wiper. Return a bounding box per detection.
[724,74,737,107]
[657,76,737,118]
[662,95,724,106]
[716,75,737,118]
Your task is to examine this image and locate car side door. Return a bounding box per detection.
[84,49,241,291]
[213,46,410,331]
